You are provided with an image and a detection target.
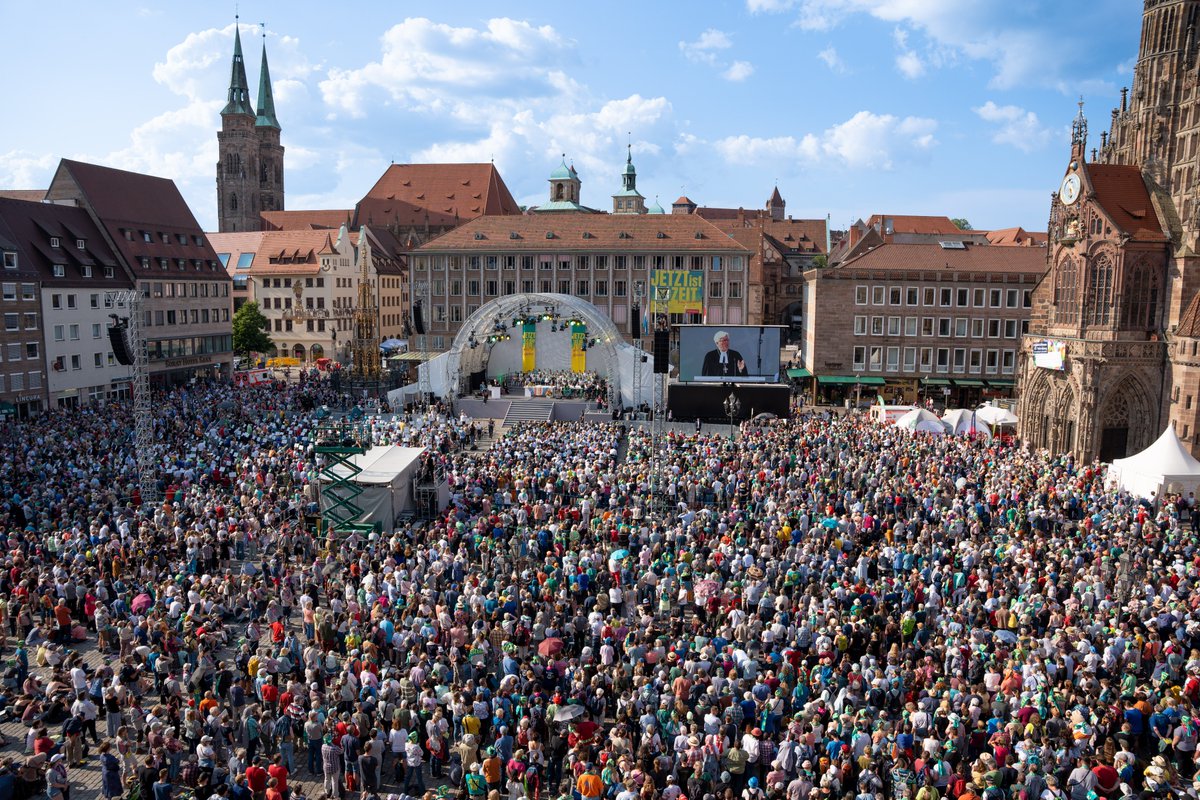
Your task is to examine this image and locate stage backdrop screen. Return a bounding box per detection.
[678,325,783,383]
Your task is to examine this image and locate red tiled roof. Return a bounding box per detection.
[1178,291,1200,338]
[0,190,46,202]
[361,225,407,275]
[415,213,752,253]
[261,209,352,231]
[210,230,343,275]
[984,227,1048,247]
[866,214,962,236]
[835,241,1046,275]
[47,159,228,280]
[0,198,133,288]
[354,163,520,229]
[673,196,694,205]
[1086,164,1167,242]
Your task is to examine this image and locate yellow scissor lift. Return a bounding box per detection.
[314,419,376,537]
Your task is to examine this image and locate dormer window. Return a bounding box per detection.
[76,239,86,250]
[53,264,65,277]
[2,252,16,269]
[81,265,92,278]
[142,231,152,243]
[49,237,60,248]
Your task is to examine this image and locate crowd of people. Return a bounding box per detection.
[498,371,608,401]
[2,376,1200,800]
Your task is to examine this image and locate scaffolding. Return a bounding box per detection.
[648,286,670,515]
[314,419,375,537]
[108,289,158,507]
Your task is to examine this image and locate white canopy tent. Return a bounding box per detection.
[976,405,1018,426]
[1106,427,1200,500]
[320,445,426,529]
[942,408,992,439]
[894,407,946,434]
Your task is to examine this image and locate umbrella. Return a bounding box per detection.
[993,630,1019,645]
[695,579,720,601]
[380,338,405,351]
[131,593,153,614]
[942,409,992,439]
[976,406,1019,426]
[554,704,586,722]
[538,637,565,657]
[610,548,630,561]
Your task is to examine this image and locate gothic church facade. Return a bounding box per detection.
[216,23,284,233]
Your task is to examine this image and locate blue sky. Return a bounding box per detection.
[0,0,1137,233]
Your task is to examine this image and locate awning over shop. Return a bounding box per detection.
[818,375,885,385]
[954,379,986,387]
[921,378,951,386]
[987,379,1016,388]
[786,368,812,379]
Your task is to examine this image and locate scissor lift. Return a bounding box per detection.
[314,419,376,536]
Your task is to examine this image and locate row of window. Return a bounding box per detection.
[147,335,232,361]
[123,229,206,248]
[146,282,229,299]
[1,342,39,361]
[52,323,104,342]
[852,345,1017,374]
[136,256,222,273]
[2,283,37,301]
[3,313,38,332]
[51,352,119,371]
[260,277,326,289]
[0,370,42,392]
[416,254,745,272]
[853,316,1028,339]
[145,308,229,327]
[855,285,1031,309]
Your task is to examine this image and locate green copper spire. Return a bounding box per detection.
[255,39,280,129]
[222,20,254,117]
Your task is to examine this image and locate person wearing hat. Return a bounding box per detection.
[577,762,604,800]
[482,747,504,795]
[403,732,425,796]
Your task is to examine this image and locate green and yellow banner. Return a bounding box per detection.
[650,269,705,315]
[570,322,587,373]
[522,320,537,372]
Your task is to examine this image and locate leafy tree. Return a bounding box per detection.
[951,218,973,230]
[232,301,273,355]
[811,254,828,269]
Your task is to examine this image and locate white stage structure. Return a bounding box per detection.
[1106,427,1200,500]
[320,445,426,529]
[413,294,656,408]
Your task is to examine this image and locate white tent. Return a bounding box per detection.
[976,405,1018,426]
[942,408,992,439]
[321,445,426,529]
[894,407,946,434]
[1106,427,1200,500]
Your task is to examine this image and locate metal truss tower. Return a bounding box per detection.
[314,419,376,537]
[109,289,159,507]
[649,285,670,515]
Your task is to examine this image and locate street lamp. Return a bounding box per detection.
[723,392,742,439]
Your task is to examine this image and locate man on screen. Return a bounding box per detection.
[701,330,748,378]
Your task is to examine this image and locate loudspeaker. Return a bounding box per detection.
[631,306,641,340]
[108,322,134,366]
[653,329,669,374]
[412,301,425,335]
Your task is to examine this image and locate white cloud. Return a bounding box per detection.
[748,0,1123,90]
[712,110,937,170]
[723,61,755,81]
[974,101,1053,152]
[0,151,57,189]
[817,45,845,72]
[679,29,733,65]
[319,18,568,119]
[679,29,753,82]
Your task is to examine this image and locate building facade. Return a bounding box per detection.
[212,224,407,364]
[46,160,234,384]
[216,24,284,232]
[0,206,48,417]
[411,214,751,350]
[802,241,1044,406]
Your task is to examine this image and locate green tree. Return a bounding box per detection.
[951,218,973,230]
[232,301,273,355]
[811,254,828,269]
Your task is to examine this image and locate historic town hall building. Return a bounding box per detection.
[1019,0,1200,461]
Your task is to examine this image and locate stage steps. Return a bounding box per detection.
[503,398,554,425]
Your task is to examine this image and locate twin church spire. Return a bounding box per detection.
[216,17,284,232]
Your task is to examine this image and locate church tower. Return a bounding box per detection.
[767,186,785,221]
[216,20,284,232]
[612,145,646,214]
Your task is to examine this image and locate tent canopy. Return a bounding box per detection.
[326,445,425,485]
[1107,427,1200,500]
[894,407,945,434]
[942,408,992,438]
